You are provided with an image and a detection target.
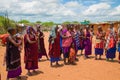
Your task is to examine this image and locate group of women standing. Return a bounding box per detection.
[3,23,120,80]
[3,25,48,80]
[48,23,120,66]
[48,24,93,66]
[94,24,118,61]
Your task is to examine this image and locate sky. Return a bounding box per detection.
[0,0,120,23]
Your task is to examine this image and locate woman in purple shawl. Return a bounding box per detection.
[62,25,73,64]
[83,26,92,58]
[37,25,49,61]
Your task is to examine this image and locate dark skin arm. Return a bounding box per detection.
[9,36,21,47]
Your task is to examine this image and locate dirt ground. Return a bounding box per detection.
[0,32,120,80]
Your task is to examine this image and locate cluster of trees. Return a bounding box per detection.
[0,16,16,34]
[0,16,90,34]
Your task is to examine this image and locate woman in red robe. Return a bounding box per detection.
[24,26,39,75]
[49,26,61,66]
[37,25,49,61]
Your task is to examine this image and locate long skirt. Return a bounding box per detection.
[24,44,38,70]
[118,46,120,52]
[62,47,70,58]
[38,38,47,59]
[106,47,116,58]
[25,60,38,70]
[7,67,22,78]
[50,57,60,62]
[95,48,104,55]
[78,39,84,50]
[117,47,120,60]
[49,44,61,62]
[84,39,92,55]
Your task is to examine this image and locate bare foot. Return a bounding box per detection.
[27,72,32,76]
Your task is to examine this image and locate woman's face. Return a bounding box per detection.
[12,29,16,35]
[18,27,22,31]
[29,28,33,33]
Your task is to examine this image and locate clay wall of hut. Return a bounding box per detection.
[90,21,120,34]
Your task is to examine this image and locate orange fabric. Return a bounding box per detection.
[69,48,75,62]
[109,37,115,48]
[0,34,9,45]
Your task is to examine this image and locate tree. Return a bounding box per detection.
[18,19,30,24]
[36,21,42,24]
[62,21,71,24]
[0,16,16,34]
[72,21,80,24]
[42,21,54,27]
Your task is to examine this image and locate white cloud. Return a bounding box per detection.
[83,3,111,16]
[0,0,120,23]
[109,5,120,16]
[64,1,80,8]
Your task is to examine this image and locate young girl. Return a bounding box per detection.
[69,43,76,65]
[3,27,22,80]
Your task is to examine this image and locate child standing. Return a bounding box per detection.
[69,43,76,65]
